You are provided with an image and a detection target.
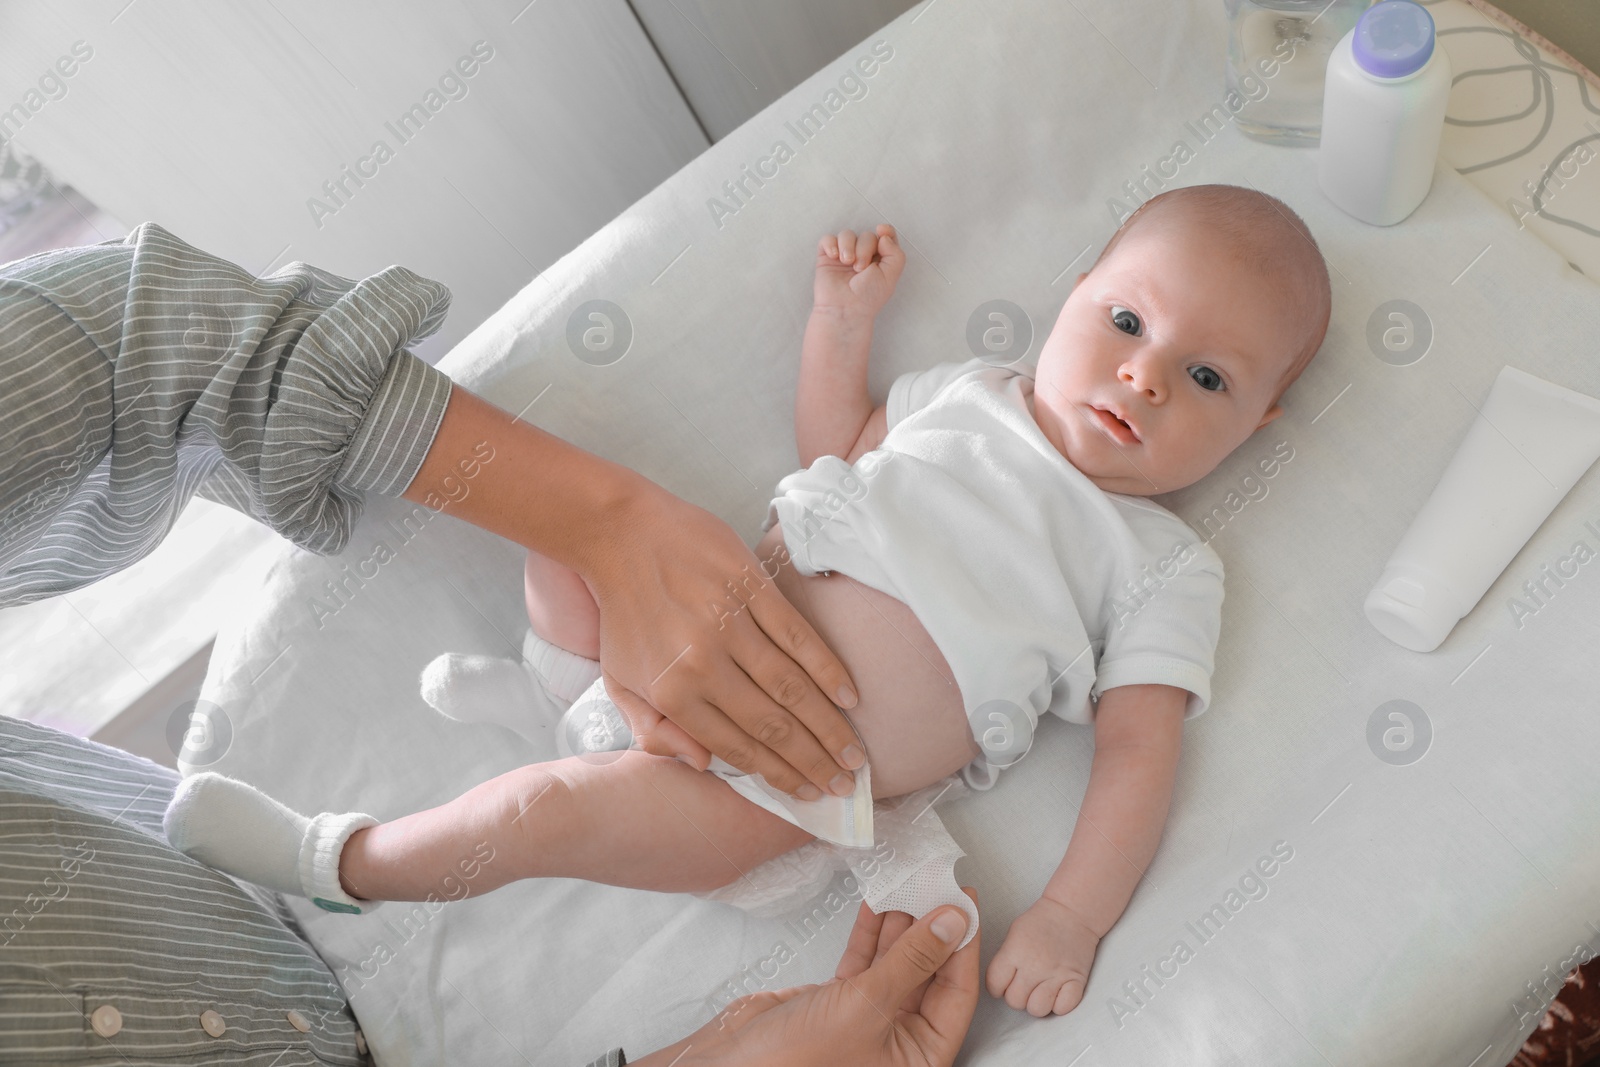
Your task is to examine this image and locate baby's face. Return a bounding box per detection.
[1028,216,1301,497]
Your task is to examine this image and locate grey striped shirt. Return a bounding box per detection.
[0,712,370,1064]
[0,220,454,608]
[0,225,631,1065]
[0,713,632,1065]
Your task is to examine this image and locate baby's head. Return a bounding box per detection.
[1031,183,1331,497]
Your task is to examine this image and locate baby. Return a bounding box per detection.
[166,182,1331,1018]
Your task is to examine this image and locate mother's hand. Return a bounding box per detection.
[635,891,981,1067]
[581,480,865,799]
[401,384,862,801]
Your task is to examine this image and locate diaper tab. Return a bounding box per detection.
[847,778,978,951]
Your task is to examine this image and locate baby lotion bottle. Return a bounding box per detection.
[1364,367,1600,653]
[1318,0,1451,225]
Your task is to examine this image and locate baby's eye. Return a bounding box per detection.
[1190,365,1225,392]
[1110,305,1141,336]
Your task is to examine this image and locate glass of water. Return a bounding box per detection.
[1225,0,1373,145]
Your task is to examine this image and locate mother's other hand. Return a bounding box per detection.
[635,890,981,1067]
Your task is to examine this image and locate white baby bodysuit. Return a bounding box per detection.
[764,356,1226,788]
[531,357,1224,940]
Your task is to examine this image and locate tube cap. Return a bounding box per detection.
[1363,563,1459,652]
[1353,0,1436,79]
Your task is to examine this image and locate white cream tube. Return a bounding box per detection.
[1365,366,1600,652]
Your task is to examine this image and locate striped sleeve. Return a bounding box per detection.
[0,221,455,608]
[0,713,370,1064]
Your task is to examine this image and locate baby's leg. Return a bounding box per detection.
[524,549,601,660]
[339,750,816,901]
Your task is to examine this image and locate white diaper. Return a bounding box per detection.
[561,677,980,950]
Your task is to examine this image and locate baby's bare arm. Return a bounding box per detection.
[1042,684,1187,934]
[796,225,903,466]
[986,684,1188,1015]
[798,308,875,465]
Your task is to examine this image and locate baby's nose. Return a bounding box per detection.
[1119,366,1162,397]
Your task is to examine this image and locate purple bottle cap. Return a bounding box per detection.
[1352,0,1436,79]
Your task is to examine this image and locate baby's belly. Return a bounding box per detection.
[754,524,980,799]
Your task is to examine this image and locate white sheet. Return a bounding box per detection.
[193,1,1600,1064]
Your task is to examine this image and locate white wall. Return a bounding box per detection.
[0,0,709,360]
[629,0,920,141]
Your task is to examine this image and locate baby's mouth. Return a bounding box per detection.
[1090,406,1140,445]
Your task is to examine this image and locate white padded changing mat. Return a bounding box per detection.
[193,1,1600,1064]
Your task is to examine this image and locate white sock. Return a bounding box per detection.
[419,629,601,745]
[524,629,603,704]
[163,772,379,914]
[556,677,636,759]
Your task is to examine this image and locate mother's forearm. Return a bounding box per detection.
[400,384,650,573]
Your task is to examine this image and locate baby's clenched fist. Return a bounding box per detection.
[814,224,904,319]
[986,896,1102,1017]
